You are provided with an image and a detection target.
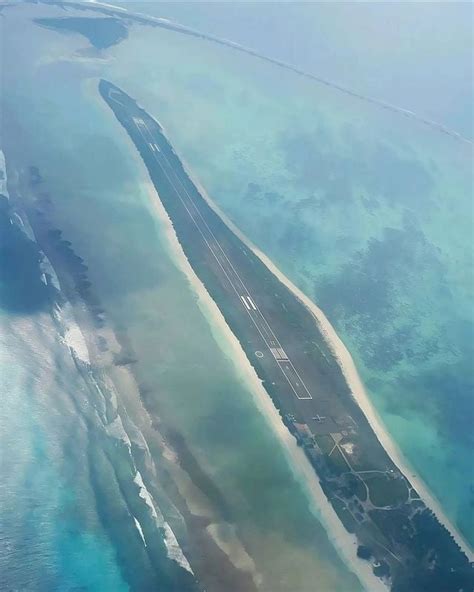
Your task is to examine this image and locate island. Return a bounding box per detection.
[99,79,473,592]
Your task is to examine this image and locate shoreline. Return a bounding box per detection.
[171,145,473,562]
[22,10,473,562]
[4,145,200,585]
[141,178,385,592]
[46,0,472,145]
[87,78,385,585]
[93,79,472,589]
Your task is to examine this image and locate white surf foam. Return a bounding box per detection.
[63,323,90,364]
[106,415,132,449]
[133,470,194,574]
[133,517,147,546]
[0,149,9,198]
[39,255,62,292]
[162,523,194,574]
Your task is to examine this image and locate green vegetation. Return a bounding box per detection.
[327,446,350,475]
[344,473,367,502]
[357,545,372,560]
[366,473,408,507]
[313,434,334,454]
[373,561,390,578]
[331,497,357,534]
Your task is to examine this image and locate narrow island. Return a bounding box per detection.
[99,79,473,592]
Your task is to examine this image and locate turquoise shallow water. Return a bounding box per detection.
[1,5,365,591]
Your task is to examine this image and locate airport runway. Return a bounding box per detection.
[108,87,312,401]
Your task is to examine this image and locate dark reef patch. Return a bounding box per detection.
[0,195,53,313]
[279,127,435,210]
[34,16,128,49]
[280,130,356,205]
[20,165,106,330]
[393,360,474,453]
[314,209,474,521]
[277,213,320,262]
[314,222,446,371]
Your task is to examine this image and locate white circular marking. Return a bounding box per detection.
[255,351,264,358]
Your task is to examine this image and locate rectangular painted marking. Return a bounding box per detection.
[241,296,251,310]
[276,359,313,399]
[270,347,289,361]
[247,296,257,310]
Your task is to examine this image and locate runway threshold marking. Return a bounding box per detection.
[247,296,257,310]
[241,295,251,310]
[123,104,312,400]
